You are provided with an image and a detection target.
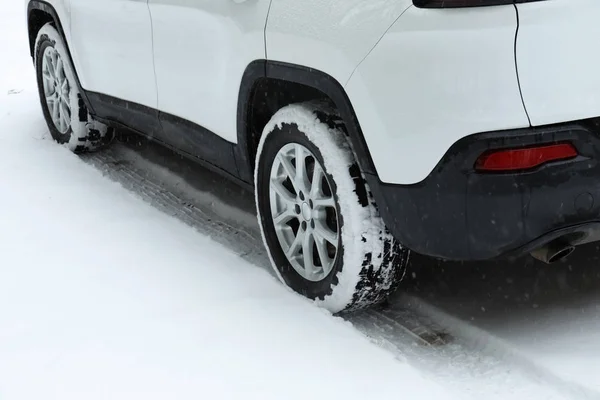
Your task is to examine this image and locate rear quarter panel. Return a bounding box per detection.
[346,5,529,184]
[516,0,600,126]
[266,0,413,88]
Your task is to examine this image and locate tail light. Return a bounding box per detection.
[475,143,578,172]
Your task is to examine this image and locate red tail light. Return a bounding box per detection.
[475,143,578,172]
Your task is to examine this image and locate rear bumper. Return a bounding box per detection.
[367,119,600,261]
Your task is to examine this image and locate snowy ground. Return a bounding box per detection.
[407,251,600,398]
[3,2,600,399]
[0,5,453,400]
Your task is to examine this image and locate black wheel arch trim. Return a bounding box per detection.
[27,0,95,114]
[235,60,378,184]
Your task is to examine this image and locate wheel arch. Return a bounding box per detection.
[235,60,377,184]
[26,0,95,114]
[27,1,62,58]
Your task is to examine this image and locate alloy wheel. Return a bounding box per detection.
[41,46,71,134]
[269,143,340,282]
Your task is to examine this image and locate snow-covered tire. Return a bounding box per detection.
[255,102,409,313]
[34,23,113,153]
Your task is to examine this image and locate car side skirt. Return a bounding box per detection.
[86,91,247,189]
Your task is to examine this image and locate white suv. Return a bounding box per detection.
[26,0,600,312]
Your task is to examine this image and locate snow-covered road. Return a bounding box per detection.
[0,6,455,400]
[3,2,600,399]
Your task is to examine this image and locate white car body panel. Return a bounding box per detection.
[516,0,600,127]
[69,0,157,108]
[265,0,413,90]
[346,5,530,185]
[148,0,272,143]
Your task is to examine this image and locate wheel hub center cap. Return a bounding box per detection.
[301,202,312,221]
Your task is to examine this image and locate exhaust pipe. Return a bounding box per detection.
[531,239,575,264]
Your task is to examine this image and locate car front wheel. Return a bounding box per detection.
[34,23,113,153]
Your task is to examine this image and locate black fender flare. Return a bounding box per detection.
[235,60,377,184]
[27,0,95,114]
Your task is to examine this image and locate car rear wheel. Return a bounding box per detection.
[34,23,113,153]
[255,102,410,313]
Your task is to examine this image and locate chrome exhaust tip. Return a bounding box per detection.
[531,239,575,264]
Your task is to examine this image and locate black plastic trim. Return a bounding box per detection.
[235,60,267,183]
[86,92,244,186]
[159,112,239,177]
[413,0,545,8]
[235,60,378,184]
[414,0,513,8]
[87,91,161,138]
[266,62,377,177]
[27,0,95,114]
[368,120,600,261]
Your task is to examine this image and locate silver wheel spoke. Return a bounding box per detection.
[277,153,297,189]
[273,207,295,225]
[271,179,296,203]
[61,78,70,104]
[60,100,70,129]
[313,196,335,209]
[314,220,338,246]
[51,97,60,125]
[314,234,332,271]
[57,99,65,132]
[41,46,71,134]
[42,70,53,84]
[56,57,64,80]
[43,80,52,96]
[310,164,336,209]
[45,53,55,79]
[294,144,310,192]
[51,51,59,77]
[302,231,315,275]
[286,228,304,258]
[310,163,324,197]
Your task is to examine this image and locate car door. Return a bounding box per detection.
[69,0,157,109]
[147,0,272,148]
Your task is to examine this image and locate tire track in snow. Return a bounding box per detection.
[84,144,268,269]
[397,294,600,400]
[355,301,596,400]
[83,141,580,400]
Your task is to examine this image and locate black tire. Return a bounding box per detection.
[34,23,113,153]
[255,102,410,313]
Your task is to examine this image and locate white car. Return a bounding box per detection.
[26,0,600,312]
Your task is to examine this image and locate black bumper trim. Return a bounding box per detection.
[368,119,600,260]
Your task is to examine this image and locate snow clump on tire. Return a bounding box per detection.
[255,102,409,313]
